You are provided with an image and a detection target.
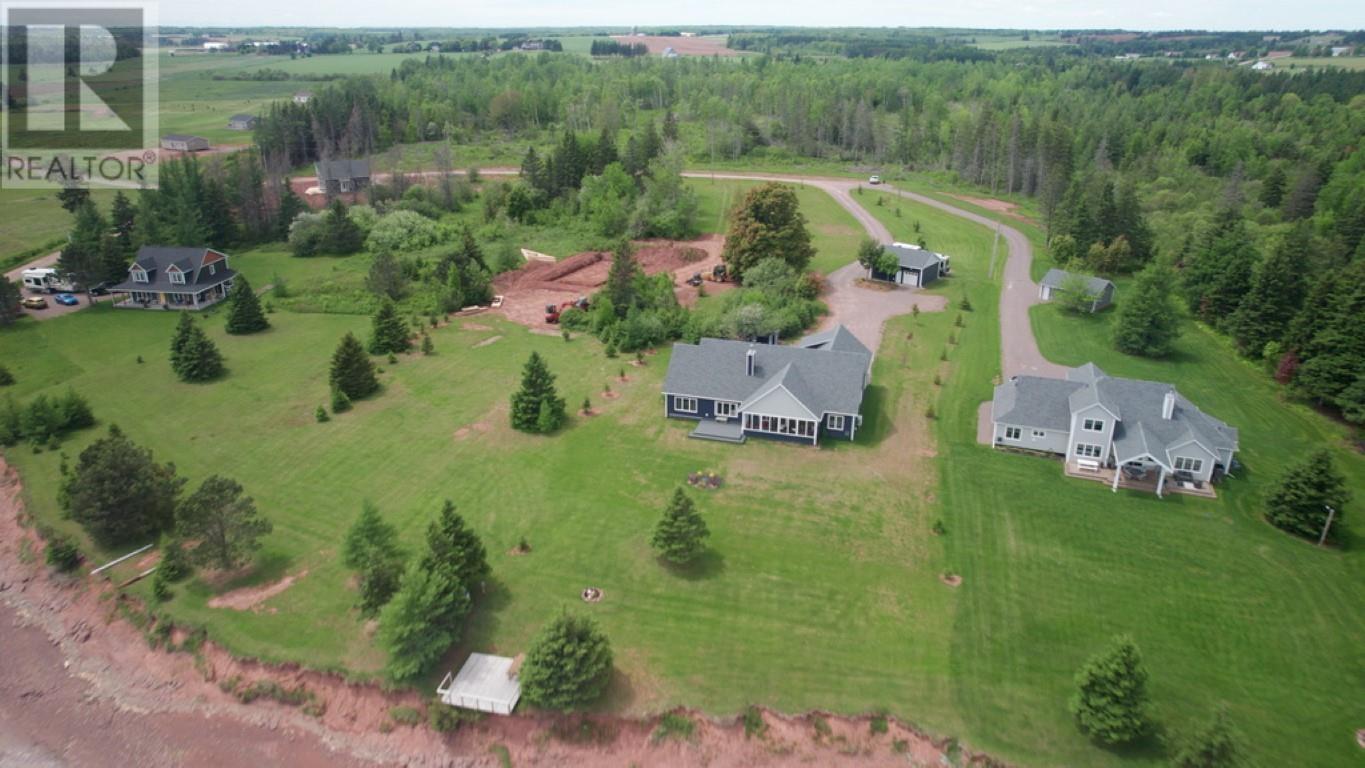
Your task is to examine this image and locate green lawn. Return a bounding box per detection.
[0,188,117,269]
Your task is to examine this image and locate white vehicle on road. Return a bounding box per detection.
[21,268,77,293]
[868,175,882,185]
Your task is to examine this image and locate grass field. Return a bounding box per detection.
[1271,56,1365,71]
[0,188,117,269]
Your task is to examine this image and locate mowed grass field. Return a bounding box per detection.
[0,226,962,724]
[854,191,1365,766]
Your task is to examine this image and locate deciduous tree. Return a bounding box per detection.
[722,183,815,280]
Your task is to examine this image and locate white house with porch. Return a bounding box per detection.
[109,246,236,310]
[990,363,1239,497]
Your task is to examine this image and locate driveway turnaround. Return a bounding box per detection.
[4,251,104,321]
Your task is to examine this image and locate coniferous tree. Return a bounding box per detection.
[1264,450,1350,544]
[1113,263,1182,358]
[1182,212,1257,327]
[368,299,410,354]
[224,275,270,334]
[1069,635,1150,746]
[1226,227,1307,357]
[1292,262,1365,416]
[320,199,363,254]
[722,182,815,280]
[605,242,641,317]
[651,488,709,565]
[59,202,108,302]
[176,475,272,570]
[343,501,406,616]
[520,611,613,711]
[510,352,566,434]
[330,332,378,400]
[365,250,406,300]
[169,313,225,382]
[0,279,21,327]
[1259,166,1286,209]
[62,426,184,546]
[378,561,465,682]
[420,500,490,593]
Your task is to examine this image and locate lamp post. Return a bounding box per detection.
[1318,505,1336,548]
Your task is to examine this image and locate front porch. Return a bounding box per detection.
[113,282,231,311]
[1064,461,1217,499]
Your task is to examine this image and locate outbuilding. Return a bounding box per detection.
[871,242,951,287]
[436,653,522,715]
[160,134,210,152]
[227,114,258,131]
[1038,268,1115,312]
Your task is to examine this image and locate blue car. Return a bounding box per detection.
[53,293,79,306]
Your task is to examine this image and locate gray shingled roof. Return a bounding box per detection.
[887,244,947,271]
[161,134,208,143]
[110,246,235,293]
[796,325,871,357]
[228,114,257,122]
[1041,268,1114,296]
[993,364,1239,463]
[315,158,371,182]
[663,325,870,417]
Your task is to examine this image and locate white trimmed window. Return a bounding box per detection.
[673,396,697,414]
[1005,426,1021,440]
[828,414,846,432]
[169,271,185,285]
[1074,443,1103,458]
[208,263,217,275]
[132,267,148,283]
[716,401,737,418]
[1083,418,1105,432]
[1174,457,1203,473]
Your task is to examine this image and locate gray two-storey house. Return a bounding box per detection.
[991,363,1239,496]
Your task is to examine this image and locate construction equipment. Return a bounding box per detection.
[545,296,589,324]
[686,272,703,287]
[704,264,728,283]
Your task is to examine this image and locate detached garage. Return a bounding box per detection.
[871,243,951,287]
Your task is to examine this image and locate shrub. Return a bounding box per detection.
[315,405,330,422]
[870,712,889,734]
[651,712,695,743]
[742,706,767,738]
[365,210,444,253]
[330,387,352,413]
[0,365,13,386]
[388,706,423,726]
[429,699,479,732]
[44,534,81,572]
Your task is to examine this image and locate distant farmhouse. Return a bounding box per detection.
[315,159,371,195]
[110,246,236,310]
[1038,269,1115,313]
[991,363,1239,497]
[662,324,872,445]
[160,135,210,152]
[869,242,951,287]
[1251,60,1275,71]
[1331,46,1352,57]
[293,91,314,104]
[227,114,258,131]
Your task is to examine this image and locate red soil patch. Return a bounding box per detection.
[493,235,725,329]
[609,34,740,56]
[950,194,1036,225]
[939,573,963,588]
[474,335,503,348]
[601,390,621,400]
[208,570,308,611]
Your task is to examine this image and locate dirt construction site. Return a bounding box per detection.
[492,234,734,330]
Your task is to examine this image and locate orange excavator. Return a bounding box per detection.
[545,296,589,324]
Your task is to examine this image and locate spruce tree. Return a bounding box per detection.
[1171,707,1242,768]
[343,501,406,616]
[605,243,641,317]
[320,198,363,254]
[224,275,270,334]
[1069,635,1150,746]
[419,500,490,594]
[510,352,566,434]
[520,611,613,711]
[1226,228,1307,358]
[368,299,410,355]
[378,561,466,682]
[1264,449,1350,544]
[329,332,378,400]
[1113,263,1181,358]
[169,313,225,382]
[651,488,709,565]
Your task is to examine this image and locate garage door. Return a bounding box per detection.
[905,270,920,287]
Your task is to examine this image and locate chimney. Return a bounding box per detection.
[746,346,756,377]
[1162,391,1176,420]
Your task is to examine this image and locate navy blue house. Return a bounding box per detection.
[661,325,872,445]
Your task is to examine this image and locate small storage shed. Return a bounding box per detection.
[160,134,210,152]
[1038,268,1116,312]
[436,653,521,715]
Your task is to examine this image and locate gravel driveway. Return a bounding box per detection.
[4,251,105,321]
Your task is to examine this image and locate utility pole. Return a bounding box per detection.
[1318,505,1336,547]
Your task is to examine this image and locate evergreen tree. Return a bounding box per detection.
[1069,635,1150,746]
[1113,263,1182,358]
[378,561,466,682]
[169,313,225,382]
[510,352,567,434]
[368,299,411,354]
[1293,261,1365,414]
[1281,166,1321,221]
[343,501,406,616]
[365,250,406,300]
[110,190,137,245]
[1171,707,1242,768]
[1259,166,1286,209]
[605,242,641,317]
[1226,227,1307,357]
[275,182,307,240]
[520,146,547,196]
[58,202,108,302]
[1113,182,1154,268]
[0,365,12,386]
[224,275,270,334]
[62,426,184,546]
[661,110,679,142]
[519,611,613,711]
[330,332,379,400]
[420,500,490,593]
[1049,234,1079,267]
[722,182,815,280]
[176,475,273,570]
[320,199,363,254]
[1182,213,1257,327]
[0,279,21,327]
[442,264,466,313]
[1264,450,1350,544]
[651,488,710,565]
[57,185,90,213]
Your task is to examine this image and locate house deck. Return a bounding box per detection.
[689,419,746,444]
[1064,462,1217,498]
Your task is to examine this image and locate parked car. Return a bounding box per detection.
[88,282,111,296]
[22,296,49,310]
[868,175,882,185]
[53,293,79,306]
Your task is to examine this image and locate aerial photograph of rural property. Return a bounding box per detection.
[2,0,1364,764]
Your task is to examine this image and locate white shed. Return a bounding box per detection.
[436,653,521,715]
